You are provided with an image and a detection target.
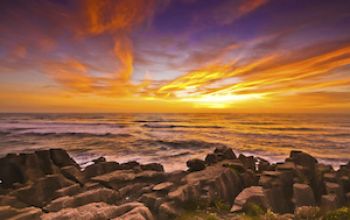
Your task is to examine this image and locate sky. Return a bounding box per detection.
[1,0,350,113]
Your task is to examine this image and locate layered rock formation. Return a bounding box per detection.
[1,147,350,219]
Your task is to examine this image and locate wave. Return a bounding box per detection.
[142,124,223,129]
[15,132,132,138]
[136,139,226,150]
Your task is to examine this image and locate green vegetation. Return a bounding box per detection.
[245,202,265,216]
[176,210,219,220]
[213,199,231,212]
[323,207,350,220]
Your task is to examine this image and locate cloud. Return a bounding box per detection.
[213,0,269,25]
[85,0,157,34]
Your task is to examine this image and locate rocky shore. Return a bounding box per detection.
[1,147,350,220]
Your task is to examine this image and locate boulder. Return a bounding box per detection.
[91,170,165,190]
[238,154,255,170]
[153,182,174,192]
[12,174,74,207]
[214,146,236,160]
[44,187,120,212]
[205,153,218,165]
[0,205,42,220]
[325,182,344,205]
[141,163,164,172]
[54,183,82,197]
[41,202,154,220]
[92,156,106,164]
[49,148,78,168]
[230,186,269,212]
[169,160,243,207]
[61,165,85,185]
[158,202,179,220]
[119,161,140,170]
[294,206,320,219]
[293,183,315,207]
[83,161,120,178]
[290,151,317,170]
[186,159,206,172]
[0,158,25,188]
[0,195,28,208]
[321,194,338,212]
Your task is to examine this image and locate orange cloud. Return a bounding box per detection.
[85,0,156,34]
[141,44,350,111]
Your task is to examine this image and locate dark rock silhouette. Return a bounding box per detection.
[1,146,350,219]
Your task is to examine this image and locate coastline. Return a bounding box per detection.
[1,146,350,219]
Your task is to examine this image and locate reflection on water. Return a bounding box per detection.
[0,113,349,171]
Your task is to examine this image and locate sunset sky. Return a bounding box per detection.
[1,0,350,113]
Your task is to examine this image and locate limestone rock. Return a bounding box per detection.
[0,205,41,220]
[141,163,164,172]
[49,148,78,168]
[153,182,174,192]
[293,183,315,207]
[290,151,317,170]
[186,159,206,172]
[231,186,269,212]
[61,165,85,185]
[44,187,120,212]
[238,154,255,170]
[41,202,154,220]
[83,161,120,178]
[92,156,106,164]
[214,146,236,160]
[12,174,74,207]
[321,194,338,212]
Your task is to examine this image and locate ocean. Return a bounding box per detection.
[0,113,349,171]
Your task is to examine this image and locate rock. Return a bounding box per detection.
[158,202,179,220]
[293,183,315,207]
[186,159,206,172]
[41,202,154,220]
[240,169,258,187]
[54,183,82,197]
[119,161,140,170]
[321,194,338,212]
[0,158,25,188]
[238,154,255,170]
[223,161,246,173]
[44,188,120,212]
[153,182,174,192]
[264,186,292,213]
[170,160,243,207]
[257,157,271,172]
[214,146,236,160]
[49,148,78,168]
[91,170,165,190]
[325,182,344,205]
[290,151,317,169]
[139,192,164,211]
[165,170,187,184]
[323,172,337,183]
[205,153,218,165]
[141,163,164,172]
[61,165,85,185]
[35,150,60,175]
[294,206,320,219]
[231,186,269,212]
[0,195,28,208]
[12,174,74,207]
[92,156,106,164]
[84,161,120,178]
[0,205,42,220]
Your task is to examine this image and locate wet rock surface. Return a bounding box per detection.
[0,147,350,219]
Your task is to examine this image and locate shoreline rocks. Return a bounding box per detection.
[1,147,350,219]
